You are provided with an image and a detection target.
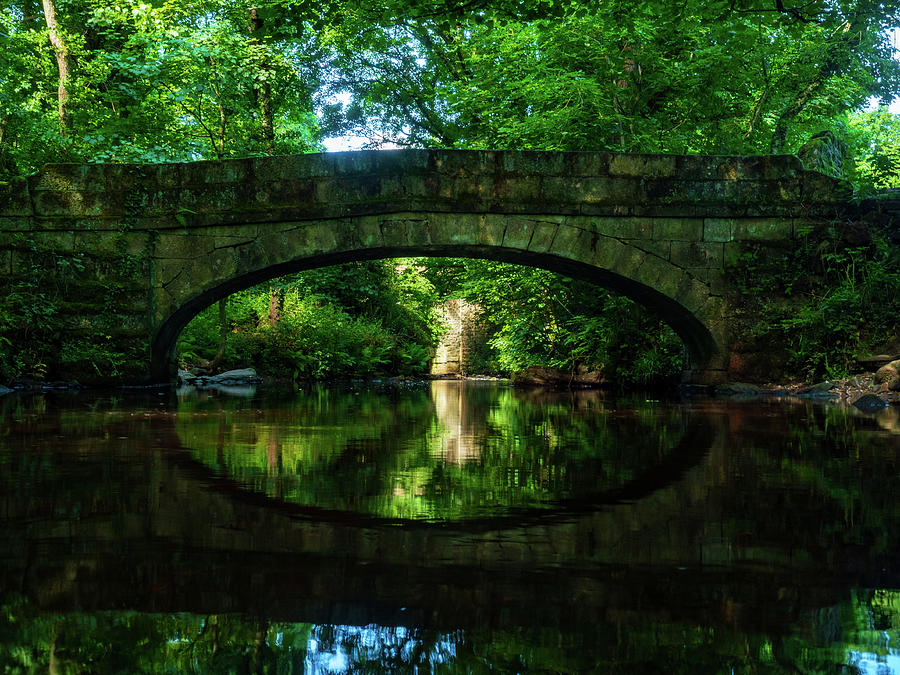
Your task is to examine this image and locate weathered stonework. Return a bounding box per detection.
[431,299,491,376]
[0,149,858,384]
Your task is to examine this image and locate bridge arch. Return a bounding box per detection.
[149,216,728,383]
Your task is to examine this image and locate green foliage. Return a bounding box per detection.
[177,260,442,379]
[0,0,323,179]
[324,0,900,157]
[727,228,900,381]
[0,236,131,382]
[848,106,900,193]
[421,258,683,384]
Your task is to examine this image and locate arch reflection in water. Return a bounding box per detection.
[174,381,697,521]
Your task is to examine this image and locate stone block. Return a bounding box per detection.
[757,155,804,180]
[450,175,494,207]
[610,245,646,281]
[376,174,425,203]
[30,164,99,192]
[203,246,239,282]
[548,222,586,261]
[74,231,150,259]
[256,225,338,267]
[526,220,560,253]
[211,231,257,256]
[492,176,543,205]
[380,217,421,248]
[431,212,503,247]
[564,152,613,177]
[712,158,761,181]
[703,218,734,242]
[25,230,76,253]
[609,154,676,178]
[733,218,794,241]
[575,234,625,271]
[432,149,496,177]
[500,151,566,176]
[544,176,644,206]
[256,178,318,208]
[329,150,379,175]
[675,155,727,180]
[368,148,432,175]
[800,172,849,203]
[685,267,712,283]
[652,218,703,241]
[338,150,432,177]
[354,215,387,249]
[316,175,385,207]
[502,216,537,250]
[476,214,507,247]
[33,189,121,217]
[578,203,632,217]
[671,241,724,269]
[631,239,671,260]
[421,214,464,247]
[253,153,334,182]
[576,216,653,239]
[104,163,181,192]
[155,232,215,260]
[721,242,745,268]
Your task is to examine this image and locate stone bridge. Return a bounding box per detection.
[0,149,855,384]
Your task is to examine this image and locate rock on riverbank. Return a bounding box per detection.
[715,368,900,409]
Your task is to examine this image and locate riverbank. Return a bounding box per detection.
[3,363,900,411]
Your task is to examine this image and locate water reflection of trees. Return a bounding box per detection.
[5,589,900,673]
[175,383,692,520]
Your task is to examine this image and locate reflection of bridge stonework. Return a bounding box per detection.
[3,400,897,628]
[0,150,856,383]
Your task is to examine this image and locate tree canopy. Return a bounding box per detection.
[2,0,898,178]
[1,0,899,384]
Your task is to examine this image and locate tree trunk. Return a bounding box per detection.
[210,299,227,370]
[41,0,73,133]
[49,636,61,675]
[0,115,9,175]
[248,8,275,154]
[252,619,269,674]
[267,288,283,326]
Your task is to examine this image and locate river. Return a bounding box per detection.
[1,380,899,672]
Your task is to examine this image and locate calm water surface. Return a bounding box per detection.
[1,380,900,672]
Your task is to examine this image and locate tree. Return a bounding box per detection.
[323,0,900,155]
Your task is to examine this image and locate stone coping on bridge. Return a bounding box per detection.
[0,149,851,226]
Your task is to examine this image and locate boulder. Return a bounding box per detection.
[874,361,900,384]
[852,393,889,413]
[874,360,900,392]
[798,381,838,398]
[179,367,262,388]
[714,382,766,396]
[205,368,261,385]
